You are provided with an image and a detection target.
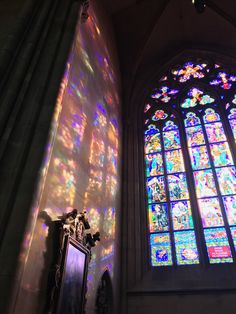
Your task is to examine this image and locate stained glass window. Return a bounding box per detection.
[144,58,236,267]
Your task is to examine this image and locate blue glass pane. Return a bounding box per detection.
[150,233,173,266]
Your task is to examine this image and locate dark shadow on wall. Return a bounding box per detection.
[96,270,114,314]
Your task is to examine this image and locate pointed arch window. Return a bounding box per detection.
[144,60,236,266]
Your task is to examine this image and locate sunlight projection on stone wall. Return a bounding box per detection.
[16,2,121,312]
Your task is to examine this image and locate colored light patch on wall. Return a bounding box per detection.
[144,132,161,154]
[230,227,236,249]
[215,167,236,195]
[168,173,189,201]
[148,203,169,232]
[223,196,236,226]
[147,176,166,203]
[171,201,193,230]
[205,122,226,143]
[184,112,201,127]
[186,125,205,147]
[87,169,103,192]
[145,153,164,177]
[163,130,181,150]
[210,142,233,167]
[189,145,210,170]
[198,198,224,227]
[89,136,105,167]
[105,174,117,199]
[165,149,185,174]
[204,228,233,263]
[174,231,199,265]
[229,119,236,140]
[193,169,217,198]
[107,146,118,175]
[150,233,172,266]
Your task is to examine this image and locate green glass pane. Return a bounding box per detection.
[216,167,236,195]
[205,122,226,143]
[223,196,236,225]
[186,125,205,147]
[194,169,217,198]
[144,132,161,154]
[163,130,181,150]
[189,145,210,170]
[204,228,233,264]
[210,142,233,167]
[150,233,173,266]
[174,231,199,265]
[230,227,236,250]
[146,153,164,177]
[165,149,185,174]
[171,201,193,230]
[147,176,166,203]
[198,197,224,227]
[168,173,189,201]
[148,203,169,232]
[229,119,236,141]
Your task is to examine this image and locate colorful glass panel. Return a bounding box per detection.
[210,72,236,90]
[163,130,181,150]
[172,61,207,83]
[145,153,164,177]
[216,167,236,195]
[148,204,169,232]
[163,120,178,131]
[150,233,172,266]
[165,149,185,174]
[184,112,201,127]
[147,176,166,203]
[181,87,214,108]
[193,169,217,198]
[152,110,168,121]
[204,228,233,263]
[223,196,236,226]
[189,145,210,170]
[151,86,179,103]
[168,173,189,201]
[229,119,236,140]
[230,227,236,249]
[228,108,236,119]
[174,231,199,265]
[144,103,151,113]
[198,198,224,227]
[203,108,220,123]
[210,142,233,167]
[205,122,226,143]
[186,126,205,147]
[171,201,193,230]
[145,125,161,154]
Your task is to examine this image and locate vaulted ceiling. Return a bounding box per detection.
[102,0,236,101]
